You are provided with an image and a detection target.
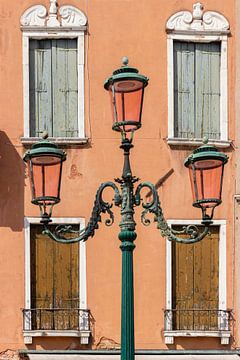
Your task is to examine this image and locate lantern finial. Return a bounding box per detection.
[122,56,129,66]
[203,136,208,144]
[42,130,49,139]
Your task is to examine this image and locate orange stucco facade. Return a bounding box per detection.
[0,0,238,358]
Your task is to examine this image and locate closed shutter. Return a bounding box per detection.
[174,42,195,138]
[29,39,78,138]
[195,43,220,139]
[29,40,52,137]
[172,226,219,330]
[52,39,78,137]
[173,41,220,139]
[30,224,79,330]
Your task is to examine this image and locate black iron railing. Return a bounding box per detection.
[23,308,90,331]
[164,309,232,331]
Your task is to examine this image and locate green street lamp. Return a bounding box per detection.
[23,58,228,360]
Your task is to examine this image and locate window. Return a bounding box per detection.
[173,41,220,139]
[166,3,230,146]
[29,39,78,137]
[23,218,89,345]
[165,220,231,345]
[172,226,219,330]
[20,1,87,144]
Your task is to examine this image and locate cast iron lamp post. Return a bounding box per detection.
[23,58,228,360]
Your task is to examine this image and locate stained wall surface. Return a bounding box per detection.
[0,0,237,355]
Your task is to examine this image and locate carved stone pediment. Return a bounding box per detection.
[20,5,47,27]
[20,0,87,28]
[166,2,229,33]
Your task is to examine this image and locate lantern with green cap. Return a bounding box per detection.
[104,57,149,139]
[23,133,66,219]
[184,138,228,220]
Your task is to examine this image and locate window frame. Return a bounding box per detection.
[20,4,88,145]
[165,219,230,345]
[166,3,230,147]
[167,33,228,146]
[23,217,89,345]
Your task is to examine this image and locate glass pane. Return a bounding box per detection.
[32,162,61,204]
[189,160,223,207]
[110,81,144,131]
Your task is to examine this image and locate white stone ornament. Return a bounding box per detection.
[20,5,47,27]
[166,2,229,33]
[60,6,87,27]
[21,0,87,28]
[47,0,60,27]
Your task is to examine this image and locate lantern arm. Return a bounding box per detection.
[42,181,122,244]
[134,182,211,244]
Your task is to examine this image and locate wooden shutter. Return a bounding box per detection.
[173,41,220,139]
[172,226,219,330]
[52,39,78,137]
[29,39,78,138]
[174,42,195,138]
[29,40,53,137]
[195,43,220,139]
[30,224,79,330]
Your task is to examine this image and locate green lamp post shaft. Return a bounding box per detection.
[120,231,136,360]
[117,139,137,360]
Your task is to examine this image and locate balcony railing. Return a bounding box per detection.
[23,308,90,331]
[164,309,232,332]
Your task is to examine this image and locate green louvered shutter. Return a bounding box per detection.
[195,43,220,139]
[29,40,52,137]
[173,41,221,140]
[29,39,78,138]
[52,39,78,137]
[174,42,195,138]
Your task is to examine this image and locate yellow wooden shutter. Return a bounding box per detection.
[30,224,79,330]
[172,226,219,330]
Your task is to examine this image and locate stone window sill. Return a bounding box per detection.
[167,137,232,148]
[23,329,91,345]
[164,330,231,345]
[21,137,89,147]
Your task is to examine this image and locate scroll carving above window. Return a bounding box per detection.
[20,0,87,28]
[166,2,229,33]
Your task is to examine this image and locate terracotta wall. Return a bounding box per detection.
[0,0,236,354]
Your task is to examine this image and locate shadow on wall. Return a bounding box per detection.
[0,131,25,231]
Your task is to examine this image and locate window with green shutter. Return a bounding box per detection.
[29,39,78,138]
[173,41,221,140]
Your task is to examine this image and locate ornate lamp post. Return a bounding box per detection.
[23,58,228,360]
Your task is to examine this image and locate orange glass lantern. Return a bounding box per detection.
[104,57,148,137]
[23,137,66,218]
[184,140,228,220]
